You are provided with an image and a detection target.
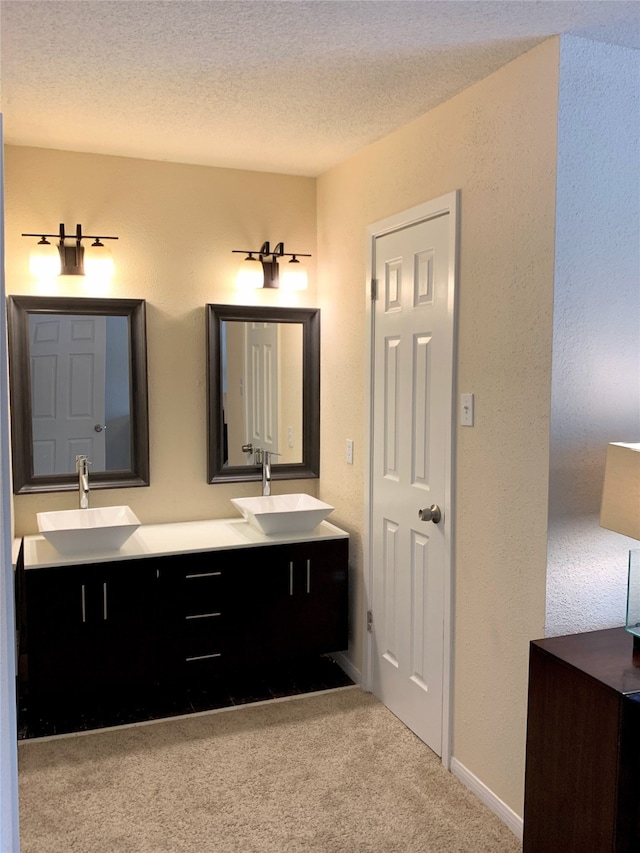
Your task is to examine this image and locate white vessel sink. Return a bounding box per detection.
[37,506,141,554]
[230,494,334,535]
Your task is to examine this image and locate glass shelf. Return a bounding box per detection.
[625,549,640,639]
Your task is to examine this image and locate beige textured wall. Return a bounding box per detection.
[317,39,559,814]
[4,146,317,535]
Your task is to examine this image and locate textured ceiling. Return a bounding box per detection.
[1,0,639,176]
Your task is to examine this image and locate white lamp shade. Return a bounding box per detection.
[280,258,308,291]
[236,257,264,290]
[29,242,60,280]
[600,442,640,539]
[83,242,115,283]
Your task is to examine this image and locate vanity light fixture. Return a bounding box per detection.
[22,223,118,282]
[232,242,310,290]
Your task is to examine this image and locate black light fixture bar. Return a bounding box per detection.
[232,241,311,288]
[22,223,118,276]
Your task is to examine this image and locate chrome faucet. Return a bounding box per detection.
[256,449,280,496]
[76,455,91,509]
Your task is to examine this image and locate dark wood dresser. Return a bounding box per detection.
[523,627,640,852]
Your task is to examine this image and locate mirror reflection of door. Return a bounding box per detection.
[222,321,303,467]
[245,321,278,460]
[28,314,131,475]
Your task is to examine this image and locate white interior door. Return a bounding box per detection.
[29,313,107,474]
[368,195,456,759]
[244,321,278,458]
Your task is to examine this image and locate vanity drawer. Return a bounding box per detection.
[165,612,230,682]
[181,569,226,614]
[183,651,226,679]
[182,612,226,657]
[182,615,227,677]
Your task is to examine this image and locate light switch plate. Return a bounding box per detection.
[461,394,474,427]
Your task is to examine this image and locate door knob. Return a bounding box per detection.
[418,504,441,524]
[94,424,107,432]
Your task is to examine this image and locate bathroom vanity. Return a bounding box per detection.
[16,518,348,707]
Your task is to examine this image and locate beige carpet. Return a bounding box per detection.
[18,687,521,853]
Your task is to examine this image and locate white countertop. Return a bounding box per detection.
[20,517,348,570]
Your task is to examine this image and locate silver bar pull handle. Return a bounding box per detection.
[289,562,294,596]
[81,584,86,623]
[185,612,221,620]
[186,653,222,662]
[306,559,311,594]
[103,582,108,620]
[185,571,222,579]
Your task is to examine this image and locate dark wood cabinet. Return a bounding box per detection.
[523,628,640,853]
[21,536,348,702]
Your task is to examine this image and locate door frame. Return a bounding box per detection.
[363,191,459,769]
[0,114,20,848]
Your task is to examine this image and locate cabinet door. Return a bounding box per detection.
[235,544,297,666]
[235,539,349,665]
[25,561,159,704]
[97,561,159,690]
[25,565,94,702]
[291,538,349,656]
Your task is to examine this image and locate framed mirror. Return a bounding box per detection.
[206,304,320,484]
[7,295,150,494]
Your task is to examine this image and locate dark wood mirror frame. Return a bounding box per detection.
[7,295,150,494]
[206,304,320,484]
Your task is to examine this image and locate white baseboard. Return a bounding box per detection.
[328,652,361,685]
[450,757,523,840]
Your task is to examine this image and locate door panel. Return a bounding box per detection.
[370,209,454,756]
[245,321,278,457]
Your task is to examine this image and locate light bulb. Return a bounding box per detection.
[29,240,60,281]
[280,257,308,291]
